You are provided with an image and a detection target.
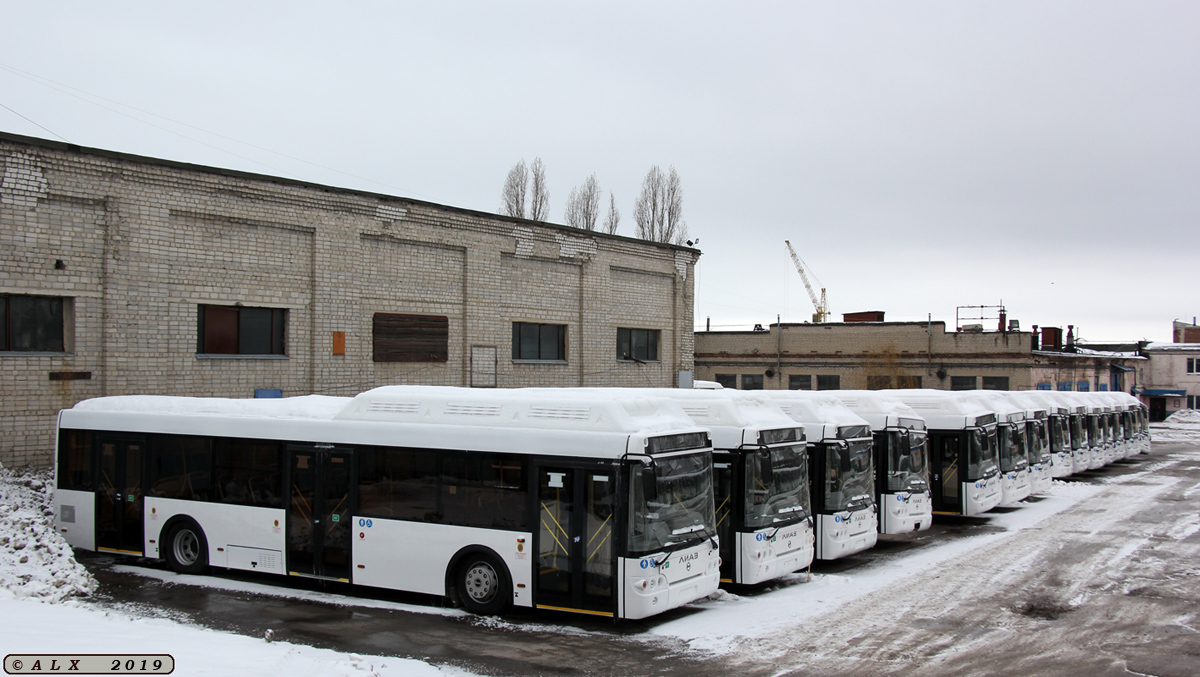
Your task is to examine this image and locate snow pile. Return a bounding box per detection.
[1150,409,1200,444]
[0,466,97,602]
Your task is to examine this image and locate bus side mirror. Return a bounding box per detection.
[641,464,658,502]
[758,449,774,484]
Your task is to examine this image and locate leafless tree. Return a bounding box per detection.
[602,192,620,235]
[564,174,602,231]
[529,157,550,222]
[500,159,528,218]
[633,165,687,244]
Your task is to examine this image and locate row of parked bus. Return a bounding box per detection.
[51,386,1149,621]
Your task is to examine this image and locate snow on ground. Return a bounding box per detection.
[0,594,469,677]
[0,467,95,602]
[645,479,1105,655]
[1151,409,1200,444]
[0,464,471,677]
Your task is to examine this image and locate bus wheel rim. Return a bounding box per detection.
[465,562,498,602]
[175,530,198,565]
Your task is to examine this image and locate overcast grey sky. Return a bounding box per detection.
[3,2,1196,343]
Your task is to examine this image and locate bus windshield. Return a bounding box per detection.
[997,424,1026,473]
[743,443,809,529]
[627,452,715,557]
[1049,417,1065,454]
[1032,420,1051,463]
[825,439,874,512]
[967,428,999,481]
[1070,415,1084,450]
[1087,416,1101,446]
[887,430,928,493]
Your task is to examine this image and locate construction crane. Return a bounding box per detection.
[785,240,830,323]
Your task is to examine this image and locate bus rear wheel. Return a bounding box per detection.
[165,521,208,575]
[457,553,510,615]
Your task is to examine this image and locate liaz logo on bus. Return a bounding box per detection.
[774,527,799,542]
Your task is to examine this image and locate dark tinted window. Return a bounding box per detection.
[442,453,528,529]
[57,429,93,491]
[149,435,213,500]
[715,374,737,388]
[951,376,977,391]
[358,447,441,521]
[512,322,566,361]
[816,375,840,391]
[3,295,65,352]
[789,374,812,390]
[212,439,282,507]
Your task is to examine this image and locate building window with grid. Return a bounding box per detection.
[1,294,69,352]
[373,313,448,362]
[1037,383,1052,390]
[1188,358,1198,374]
[715,374,737,389]
[741,374,764,390]
[789,374,812,390]
[1057,382,1072,391]
[197,305,287,356]
[512,322,566,361]
[616,328,660,362]
[896,375,922,388]
[982,376,1010,391]
[1077,381,1090,392]
[816,375,840,391]
[951,376,977,391]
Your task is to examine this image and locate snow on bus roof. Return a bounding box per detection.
[515,388,801,448]
[335,385,701,435]
[69,394,350,419]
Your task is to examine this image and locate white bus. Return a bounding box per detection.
[995,391,1055,493]
[960,392,1031,507]
[1050,392,1095,472]
[53,386,721,620]
[880,390,1002,516]
[1014,391,1075,478]
[521,387,814,586]
[759,392,878,561]
[620,389,813,585]
[828,391,933,535]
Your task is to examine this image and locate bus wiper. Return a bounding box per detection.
[656,527,716,571]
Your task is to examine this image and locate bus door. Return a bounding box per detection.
[95,436,146,554]
[286,445,354,581]
[930,434,961,514]
[533,463,616,615]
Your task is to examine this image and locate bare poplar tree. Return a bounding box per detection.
[500,159,528,218]
[633,165,687,244]
[564,174,602,230]
[602,192,620,235]
[528,157,550,222]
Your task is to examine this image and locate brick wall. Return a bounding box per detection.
[0,134,696,468]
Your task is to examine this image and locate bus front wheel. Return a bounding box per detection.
[165,521,208,575]
[456,553,511,615]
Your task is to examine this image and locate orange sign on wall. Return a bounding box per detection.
[332,331,346,356]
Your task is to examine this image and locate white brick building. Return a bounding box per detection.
[0,132,698,468]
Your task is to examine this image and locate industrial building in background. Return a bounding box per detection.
[694,307,1144,395]
[0,132,698,469]
[1136,319,1200,421]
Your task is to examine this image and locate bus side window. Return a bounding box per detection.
[213,439,281,507]
[149,435,212,501]
[58,429,94,491]
[442,453,528,530]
